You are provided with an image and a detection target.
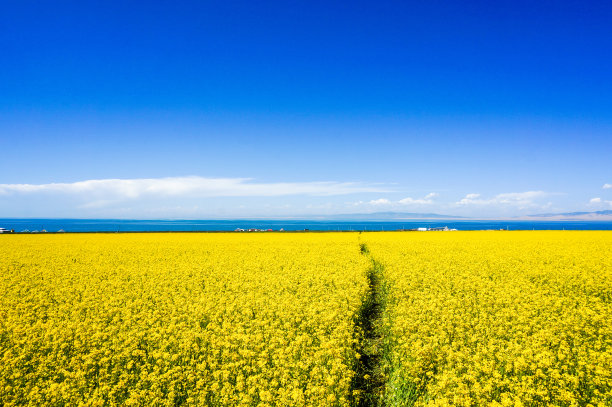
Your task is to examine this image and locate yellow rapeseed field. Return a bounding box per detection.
[0,233,369,406]
[1,231,611,406]
[364,231,612,407]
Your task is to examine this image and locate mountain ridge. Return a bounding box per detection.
[319,211,466,220]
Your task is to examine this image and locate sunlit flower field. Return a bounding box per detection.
[0,233,369,406]
[364,231,612,407]
[1,231,610,406]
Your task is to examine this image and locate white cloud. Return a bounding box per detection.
[589,197,612,208]
[398,192,438,205]
[398,197,432,205]
[369,198,391,205]
[353,192,439,208]
[457,193,481,204]
[0,176,390,199]
[603,183,612,189]
[456,191,548,209]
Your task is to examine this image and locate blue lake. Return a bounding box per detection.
[1,218,612,232]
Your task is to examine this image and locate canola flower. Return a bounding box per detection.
[2,231,611,406]
[364,231,612,407]
[0,233,370,406]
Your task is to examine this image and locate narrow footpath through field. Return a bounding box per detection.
[351,241,390,407]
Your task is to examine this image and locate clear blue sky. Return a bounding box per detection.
[1,0,611,218]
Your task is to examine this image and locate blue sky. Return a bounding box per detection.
[1,0,611,218]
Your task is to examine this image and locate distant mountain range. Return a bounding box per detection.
[321,210,612,221]
[322,211,466,220]
[522,210,612,220]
